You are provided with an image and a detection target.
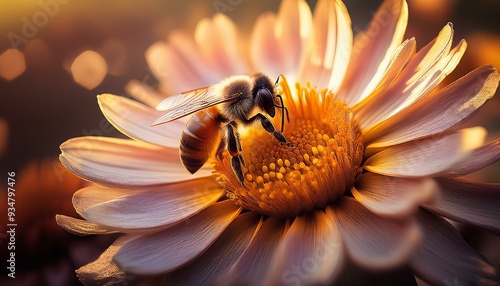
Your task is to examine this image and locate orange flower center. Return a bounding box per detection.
[215,79,364,218]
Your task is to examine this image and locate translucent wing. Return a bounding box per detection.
[152,85,239,126]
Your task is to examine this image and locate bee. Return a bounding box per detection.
[152,73,291,186]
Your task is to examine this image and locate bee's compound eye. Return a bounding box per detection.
[257,88,276,117]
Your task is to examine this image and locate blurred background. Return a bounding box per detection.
[0,0,499,285]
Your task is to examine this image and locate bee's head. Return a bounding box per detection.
[253,73,276,117]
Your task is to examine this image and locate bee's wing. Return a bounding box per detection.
[152,85,239,126]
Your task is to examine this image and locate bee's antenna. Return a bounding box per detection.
[275,94,290,133]
[274,75,280,86]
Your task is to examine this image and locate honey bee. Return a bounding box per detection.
[152,73,291,186]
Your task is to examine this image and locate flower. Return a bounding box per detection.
[58,0,500,285]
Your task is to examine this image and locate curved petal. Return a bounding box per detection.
[410,209,498,285]
[352,38,416,113]
[76,236,136,286]
[165,212,262,286]
[424,177,500,234]
[114,201,241,275]
[333,197,421,270]
[218,217,289,285]
[60,136,212,187]
[264,210,344,285]
[72,178,223,231]
[250,13,282,77]
[364,127,487,177]
[296,0,352,92]
[98,93,187,148]
[357,24,467,132]
[338,0,408,106]
[441,139,500,177]
[194,14,246,77]
[146,34,219,95]
[365,66,500,146]
[55,215,118,236]
[352,173,438,217]
[250,0,312,79]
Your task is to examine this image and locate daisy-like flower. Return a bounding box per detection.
[58,0,500,285]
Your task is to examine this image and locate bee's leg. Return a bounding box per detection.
[215,135,226,160]
[226,123,246,186]
[247,114,292,147]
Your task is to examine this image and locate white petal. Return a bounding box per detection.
[338,0,408,106]
[333,197,421,270]
[365,66,500,146]
[114,201,241,275]
[165,212,261,286]
[411,209,498,285]
[60,136,212,187]
[352,173,438,217]
[76,236,136,285]
[364,127,487,177]
[218,217,289,285]
[441,138,500,177]
[264,210,344,285]
[72,178,223,231]
[98,93,186,148]
[297,0,352,91]
[55,215,118,236]
[424,177,500,233]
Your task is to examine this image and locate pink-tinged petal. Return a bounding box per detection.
[145,42,172,88]
[76,236,136,286]
[424,177,500,234]
[98,94,187,149]
[352,173,438,217]
[297,0,352,91]
[264,210,344,286]
[114,201,241,275]
[410,209,498,285]
[275,0,312,76]
[333,197,421,270]
[357,24,466,131]
[364,127,487,177]
[165,212,262,285]
[72,178,223,231]
[124,79,165,108]
[251,0,312,79]
[250,13,282,77]
[55,215,118,236]
[218,217,289,285]
[194,14,246,77]
[338,0,408,106]
[60,136,212,187]
[441,139,500,177]
[146,34,218,95]
[365,66,500,146]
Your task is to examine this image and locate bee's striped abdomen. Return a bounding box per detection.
[180,107,224,174]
